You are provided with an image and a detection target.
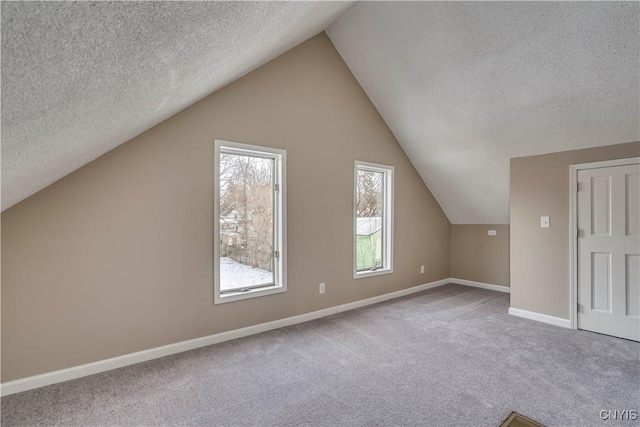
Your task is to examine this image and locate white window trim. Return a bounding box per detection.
[353,160,394,279]
[214,139,287,304]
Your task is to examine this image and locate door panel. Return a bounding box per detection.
[626,173,639,236]
[590,175,611,236]
[626,254,639,317]
[591,252,611,312]
[577,163,640,341]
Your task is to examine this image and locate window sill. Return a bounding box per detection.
[215,285,285,304]
[354,268,393,280]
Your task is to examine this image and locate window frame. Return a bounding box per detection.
[353,160,394,279]
[214,140,287,304]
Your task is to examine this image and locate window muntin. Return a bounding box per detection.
[214,140,286,303]
[354,161,393,278]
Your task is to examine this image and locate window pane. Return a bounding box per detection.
[356,168,384,271]
[219,152,274,291]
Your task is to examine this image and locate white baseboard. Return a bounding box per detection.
[1,277,516,396]
[1,277,451,397]
[508,307,571,328]
[449,278,510,293]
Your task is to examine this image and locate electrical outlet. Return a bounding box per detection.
[488,230,497,236]
[319,283,325,294]
[420,265,425,274]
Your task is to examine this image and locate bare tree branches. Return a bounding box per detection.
[219,153,274,271]
[356,169,383,218]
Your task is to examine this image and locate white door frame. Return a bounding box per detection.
[569,157,640,330]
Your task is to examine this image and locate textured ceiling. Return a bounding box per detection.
[327,2,640,224]
[2,2,638,222]
[1,1,354,211]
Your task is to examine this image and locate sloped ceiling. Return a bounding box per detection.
[1,1,354,211]
[327,2,639,224]
[2,2,638,222]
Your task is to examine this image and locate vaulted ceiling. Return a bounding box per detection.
[2,2,639,223]
[0,1,354,211]
[327,1,639,223]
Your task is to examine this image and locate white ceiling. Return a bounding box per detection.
[2,2,638,224]
[327,2,639,224]
[1,1,354,211]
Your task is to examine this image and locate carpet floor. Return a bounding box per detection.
[2,284,639,426]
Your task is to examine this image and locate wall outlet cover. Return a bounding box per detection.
[540,216,550,228]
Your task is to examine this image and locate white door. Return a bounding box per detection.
[577,162,639,341]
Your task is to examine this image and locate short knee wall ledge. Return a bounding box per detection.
[1,277,507,396]
[508,307,572,329]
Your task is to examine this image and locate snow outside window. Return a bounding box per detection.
[214,140,286,304]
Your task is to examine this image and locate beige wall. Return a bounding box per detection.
[510,141,640,319]
[450,225,509,287]
[1,33,451,382]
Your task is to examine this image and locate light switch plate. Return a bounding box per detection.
[488,230,497,236]
[541,216,550,228]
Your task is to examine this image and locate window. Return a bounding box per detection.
[214,140,286,303]
[354,161,394,278]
